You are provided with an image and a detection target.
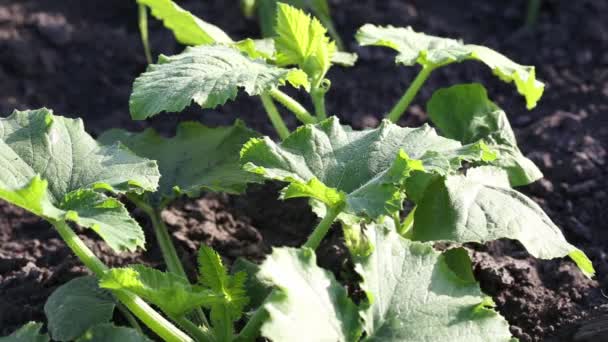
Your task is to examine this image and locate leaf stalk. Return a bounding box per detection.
[386,65,435,123]
[138,4,153,64]
[268,88,316,124]
[52,220,193,342]
[304,205,342,250]
[311,78,330,121]
[260,93,290,140]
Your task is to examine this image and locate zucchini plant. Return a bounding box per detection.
[0,2,594,342]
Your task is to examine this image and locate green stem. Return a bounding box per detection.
[260,93,290,140]
[173,316,213,342]
[147,207,210,328]
[138,4,153,64]
[268,88,316,124]
[526,0,542,27]
[52,221,193,342]
[117,303,143,333]
[386,65,435,123]
[303,206,342,250]
[311,78,329,121]
[398,206,416,238]
[234,304,269,342]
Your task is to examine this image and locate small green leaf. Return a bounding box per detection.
[234,38,275,60]
[100,265,223,316]
[274,3,335,80]
[76,324,152,342]
[0,109,159,252]
[356,25,544,109]
[258,247,361,342]
[198,246,249,340]
[137,0,232,46]
[130,45,304,120]
[231,258,271,311]
[99,121,261,207]
[350,221,512,341]
[0,323,49,342]
[44,276,116,341]
[332,51,358,66]
[427,83,542,186]
[241,117,490,218]
[412,166,594,277]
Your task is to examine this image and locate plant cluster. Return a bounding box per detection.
[0,2,593,342]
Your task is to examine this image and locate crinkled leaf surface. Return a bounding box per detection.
[356,24,544,109]
[0,323,49,342]
[412,166,594,277]
[0,109,159,252]
[427,83,542,186]
[274,3,335,79]
[137,0,232,46]
[44,276,116,341]
[241,117,493,218]
[258,247,361,342]
[100,265,223,316]
[349,221,512,341]
[130,45,306,120]
[99,121,260,207]
[76,324,152,342]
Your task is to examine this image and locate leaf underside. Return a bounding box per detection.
[0,109,159,252]
[427,83,542,186]
[412,166,594,277]
[99,120,261,207]
[350,221,512,341]
[356,24,544,109]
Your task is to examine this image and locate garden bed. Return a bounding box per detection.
[0,0,607,340]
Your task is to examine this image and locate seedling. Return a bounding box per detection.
[0,3,594,342]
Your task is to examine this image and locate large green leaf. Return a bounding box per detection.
[349,221,512,341]
[412,166,594,277]
[99,121,260,207]
[0,109,159,252]
[100,265,223,316]
[76,324,152,342]
[0,323,49,342]
[258,247,361,342]
[241,117,494,218]
[137,0,232,46]
[356,25,544,109]
[130,45,306,120]
[44,276,116,341]
[427,83,542,186]
[274,3,335,80]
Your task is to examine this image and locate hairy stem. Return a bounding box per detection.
[311,78,329,121]
[173,316,213,342]
[304,206,342,250]
[386,65,435,123]
[234,303,269,342]
[138,4,153,64]
[260,93,290,140]
[268,88,316,124]
[117,303,143,333]
[52,220,193,342]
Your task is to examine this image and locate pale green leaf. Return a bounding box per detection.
[130,45,304,120]
[137,0,232,46]
[427,83,542,186]
[0,109,159,252]
[350,221,512,341]
[44,276,115,341]
[412,166,594,277]
[234,38,275,60]
[241,117,491,218]
[100,265,222,316]
[258,247,361,342]
[274,3,335,79]
[356,25,544,109]
[0,323,49,342]
[76,324,152,342]
[332,51,358,66]
[99,120,260,207]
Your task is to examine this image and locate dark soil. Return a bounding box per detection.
[1,0,607,341]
